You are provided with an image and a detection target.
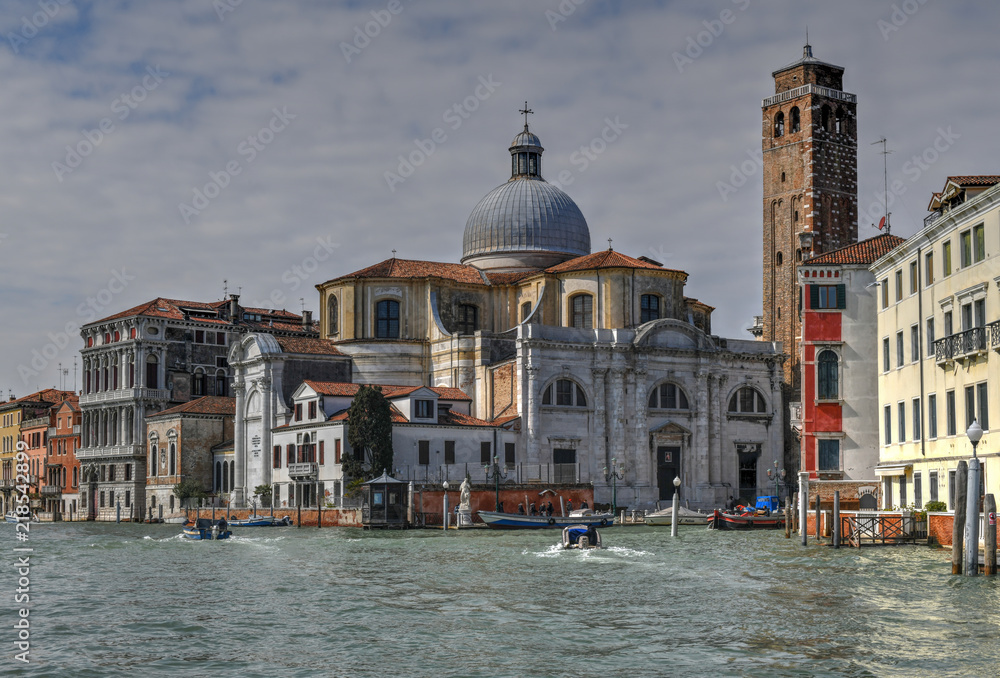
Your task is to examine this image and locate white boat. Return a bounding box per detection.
[478,509,613,530]
[643,506,709,526]
[5,511,39,523]
[561,524,603,549]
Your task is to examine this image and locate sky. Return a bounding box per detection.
[1,0,997,395]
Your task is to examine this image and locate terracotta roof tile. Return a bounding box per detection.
[801,234,906,266]
[944,175,1000,187]
[330,258,489,286]
[545,250,687,277]
[303,381,471,401]
[0,389,75,410]
[90,297,312,333]
[483,270,538,285]
[148,396,236,418]
[274,337,344,355]
[327,406,408,424]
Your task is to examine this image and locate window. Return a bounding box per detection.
[977,382,989,430]
[542,379,587,407]
[898,402,906,443]
[818,439,839,471]
[192,371,205,397]
[335,439,341,464]
[444,441,455,465]
[504,442,515,467]
[789,106,800,133]
[307,401,316,420]
[286,444,295,467]
[273,445,281,469]
[946,390,957,436]
[973,223,985,263]
[944,310,953,337]
[926,318,935,357]
[108,465,115,482]
[295,404,302,422]
[481,441,491,464]
[895,270,903,302]
[928,394,938,439]
[896,331,904,368]
[570,294,593,329]
[908,261,918,294]
[146,356,158,390]
[899,477,907,509]
[930,471,939,504]
[195,330,204,343]
[649,383,690,410]
[457,304,479,335]
[881,280,889,309]
[521,302,532,323]
[812,284,845,309]
[728,387,767,414]
[418,440,429,465]
[215,370,227,397]
[125,464,131,481]
[328,295,338,335]
[835,107,846,134]
[776,251,783,266]
[965,385,976,429]
[960,229,973,268]
[942,240,952,276]
[883,337,890,372]
[169,443,176,476]
[910,325,919,363]
[884,405,892,445]
[817,350,839,400]
[948,470,956,510]
[925,251,934,286]
[774,111,784,137]
[640,295,660,323]
[913,398,921,441]
[821,105,831,131]
[914,473,922,510]
[414,400,434,419]
[376,299,400,339]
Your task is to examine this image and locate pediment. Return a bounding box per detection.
[634,319,715,351]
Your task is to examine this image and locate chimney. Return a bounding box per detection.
[229,294,240,321]
[302,310,313,329]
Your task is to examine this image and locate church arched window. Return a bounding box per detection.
[774,111,784,137]
[817,350,839,400]
[648,383,690,410]
[569,294,593,329]
[776,251,783,266]
[789,107,800,133]
[192,369,205,397]
[376,299,400,339]
[640,295,661,323]
[327,295,339,336]
[541,379,587,408]
[729,387,767,414]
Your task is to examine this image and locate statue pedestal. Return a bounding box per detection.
[456,508,473,527]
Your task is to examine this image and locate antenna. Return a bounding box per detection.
[872,138,893,235]
[223,279,228,299]
[300,298,305,315]
[73,357,78,393]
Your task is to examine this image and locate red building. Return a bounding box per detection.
[45,397,82,519]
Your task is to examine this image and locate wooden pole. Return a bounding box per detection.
[297,501,302,529]
[815,493,821,542]
[784,498,791,539]
[952,460,968,575]
[798,473,809,547]
[984,494,996,576]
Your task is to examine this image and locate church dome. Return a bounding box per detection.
[462,120,591,271]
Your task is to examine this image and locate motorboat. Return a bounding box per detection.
[561,524,603,549]
[5,511,39,523]
[182,518,232,540]
[643,505,709,526]
[228,515,291,527]
[708,508,786,530]
[478,509,614,530]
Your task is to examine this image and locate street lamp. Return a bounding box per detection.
[964,420,984,576]
[484,455,507,512]
[442,480,449,531]
[604,457,625,517]
[671,475,681,537]
[767,460,786,502]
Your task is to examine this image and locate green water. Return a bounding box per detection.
[2,522,998,677]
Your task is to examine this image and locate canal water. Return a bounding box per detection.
[3,522,999,677]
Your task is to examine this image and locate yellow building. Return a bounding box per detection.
[872,176,1000,510]
[0,389,74,513]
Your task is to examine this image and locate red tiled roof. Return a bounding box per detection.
[491,414,521,427]
[303,381,471,401]
[148,396,236,418]
[0,389,75,410]
[801,234,906,266]
[91,297,311,332]
[274,337,344,355]
[684,297,716,312]
[545,249,687,277]
[483,270,538,285]
[944,175,1000,187]
[326,405,409,424]
[326,406,500,428]
[330,258,489,286]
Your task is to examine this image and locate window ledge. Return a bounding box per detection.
[815,398,843,405]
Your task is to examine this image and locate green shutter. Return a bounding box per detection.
[836,284,846,309]
[809,285,820,309]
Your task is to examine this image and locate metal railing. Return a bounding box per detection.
[79,387,171,405]
[934,326,990,363]
[288,462,317,478]
[40,485,61,496]
[762,83,857,108]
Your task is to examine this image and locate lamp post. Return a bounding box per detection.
[671,476,681,537]
[964,420,984,576]
[604,457,625,518]
[767,460,786,502]
[484,455,507,512]
[442,480,449,531]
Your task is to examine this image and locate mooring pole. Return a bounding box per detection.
[984,494,997,576]
[670,487,678,538]
[833,491,841,549]
[784,498,791,539]
[815,494,821,542]
[952,460,968,575]
[798,472,808,546]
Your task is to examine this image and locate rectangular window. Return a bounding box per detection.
[335,439,341,464]
[960,229,972,267]
[896,331,904,368]
[295,404,302,422]
[415,400,434,419]
[884,478,893,510]
[444,440,455,465]
[944,310,953,337]
[108,489,114,507]
[418,440,429,466]
[975,298,986,329]
[948,470,956,510]
[556,380,573,406]
[946,390,956,436]
[914,473,922,510]
[319,440,325,465]
[881,279,889,309]
[899,476,907,509]
[884,405,892,445]
[973,223,985,262]
[818,439,839,471]
[125,490,131,508]
[898,402,906,443]
[308,401,316,419]
[942,240,952,276]
[883,337,890,372]
[273,445,281,469]
[961,303,973,332]
[965,385,976,429]
[913,398,921,441]
[480,441,491,464]
[814,285,844,309]
[909,260,918,294]
[108,465,115,482]
[910,325,919,363]
[125,464,132,481]
[505,442,515,467]
[926,318,935,357]
[930,471,938,504]
[924,251,934,286]
[928,394,937,439]
[977,382,989,430]
[195,330,204,343]
[895,270,903,302]
[100,491,105,508]
[286,444,294,467]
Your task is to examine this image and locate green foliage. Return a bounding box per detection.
[173,479,207,508]
[253,485,273,507]
[924,500,947,513]
[346,385,394,480]
[344,478,366,499]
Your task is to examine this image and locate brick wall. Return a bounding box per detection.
[185,506,362,527]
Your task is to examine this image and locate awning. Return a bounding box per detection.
[874,464,912,477]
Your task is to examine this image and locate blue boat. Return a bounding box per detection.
[228,515,291,527]
[182,518,232,540]
[478,509,614,530]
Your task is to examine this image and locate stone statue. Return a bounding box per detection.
[459,476,471,510]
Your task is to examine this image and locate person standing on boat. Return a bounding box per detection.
[529,502,537,515]
[566,499,573,513]
[580,500,588,510]
[517,503,525,515]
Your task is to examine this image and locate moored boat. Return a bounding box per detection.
[478,509,614,530]
[561,524,603,549]
[5,511,39,523]
[708,508,786,530]
[643,506,709,526]
[228,515,291,527]
[182,518,232,540]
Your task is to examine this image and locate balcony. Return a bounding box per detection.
[288,462,318,479]
[935,322,999,365]
[76,444,142,459]
[0,478,14,490]
[40,485,62,497]
[79,387,171,406]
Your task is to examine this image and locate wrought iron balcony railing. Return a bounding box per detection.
[934,323,998,363]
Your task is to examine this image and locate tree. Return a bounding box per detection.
[346,384,394,480]
[173,479,207,508]
[253,485,273,508]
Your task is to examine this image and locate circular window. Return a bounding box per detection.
[147,327,159,335]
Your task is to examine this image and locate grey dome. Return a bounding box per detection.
[510,129,541,148]
[462,178,591,263]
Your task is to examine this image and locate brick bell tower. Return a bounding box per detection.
[762,43,858,389]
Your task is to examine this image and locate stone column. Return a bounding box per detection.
[590,368,607,483]
[525,366,540,465]
[716,375,729,492]
[233,379,246,507]
[694,369,710,496]
[135,344,145,388]
[260,373,273,492]
[632,366,649,498]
